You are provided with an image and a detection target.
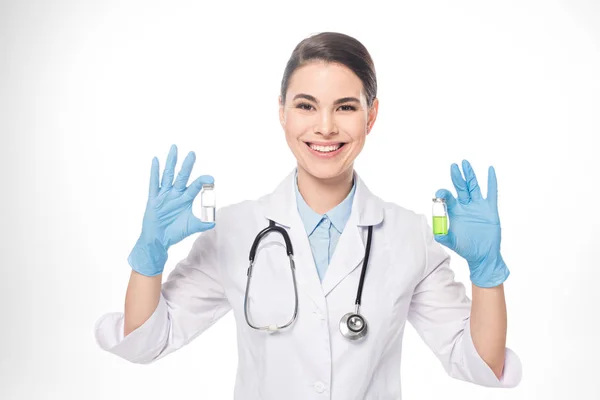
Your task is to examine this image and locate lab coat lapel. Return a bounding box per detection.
[320,209,364,297]
[261,169,327,314]
[288,211,328,312]
[321,172,384,297]
[260,169,385,310]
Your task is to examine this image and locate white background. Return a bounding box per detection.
[1,0,599,399]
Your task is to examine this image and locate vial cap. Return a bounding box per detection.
[432,197,446,202]
[202,183,215,190]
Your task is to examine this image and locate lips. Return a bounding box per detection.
[306,142,345,152]
[304,142,346,158]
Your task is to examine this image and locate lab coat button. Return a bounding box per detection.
[313,381,325,393]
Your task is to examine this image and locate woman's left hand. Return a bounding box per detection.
[434,160,510,288]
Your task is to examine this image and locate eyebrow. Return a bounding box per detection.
[292,93,360,105]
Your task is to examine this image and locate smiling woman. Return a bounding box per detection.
[278,33,379,199]
[94,31,522,400]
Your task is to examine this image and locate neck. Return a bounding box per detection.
[296,165,354,215]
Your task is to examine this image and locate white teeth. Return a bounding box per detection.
[309,143,343,153]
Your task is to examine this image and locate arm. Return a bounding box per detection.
[94,226,232,363]
[471,283,507,379]
[124,271,162,336]
[407,215,521,388]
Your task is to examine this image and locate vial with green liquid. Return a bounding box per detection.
[432,197,448,235]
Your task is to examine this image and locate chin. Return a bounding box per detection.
[299,162,351,182]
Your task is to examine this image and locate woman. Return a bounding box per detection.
[95,32,522,399]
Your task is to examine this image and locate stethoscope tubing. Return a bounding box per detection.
[244,219,373,339]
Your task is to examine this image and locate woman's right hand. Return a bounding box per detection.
[127,144,215,277]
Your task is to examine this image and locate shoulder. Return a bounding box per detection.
[373,197,431,256]
[213,183,291,223]
[378,198,427,232]
[215,198,260,221]
[354,171,425,232]
[208,195,269,243]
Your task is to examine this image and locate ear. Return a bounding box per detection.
[366,98,379,135]
[278,95,285,128]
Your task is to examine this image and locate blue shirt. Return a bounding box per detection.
[294,173,356,282]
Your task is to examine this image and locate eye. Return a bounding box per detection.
[296,102,314,111]
[339,105,357,111]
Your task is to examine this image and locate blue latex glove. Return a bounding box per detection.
[434,160,510,288]
[127,144,215,276]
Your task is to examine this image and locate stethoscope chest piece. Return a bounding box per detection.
[339,311,368,340]
[338,224,373,341]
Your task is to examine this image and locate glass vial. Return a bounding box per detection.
[200,183,216,223]
[432,197,448,235]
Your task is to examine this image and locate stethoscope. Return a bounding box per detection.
[244,219,374,340]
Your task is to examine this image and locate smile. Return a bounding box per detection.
[306,142,345,153]
[304,142,347,159]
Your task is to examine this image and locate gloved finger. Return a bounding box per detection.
[462,160,483,201]
[160,144,178,191]
[434,229,456,250]
[185,174,215,200]
[173,151,196,191]
[450,163,470,204]
[486,165,498,208]
[149,157,159,198]
[435,189,457,213]
[189,217,215,235]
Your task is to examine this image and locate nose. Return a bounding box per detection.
[314,109,338,137]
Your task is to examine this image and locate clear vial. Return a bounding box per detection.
[432,197,448,235]
[200,183,216,223]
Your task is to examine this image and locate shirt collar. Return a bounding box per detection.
[294,171,356,235]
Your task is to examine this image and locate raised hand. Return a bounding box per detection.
[128,144,215,276]
[434,160,509,288]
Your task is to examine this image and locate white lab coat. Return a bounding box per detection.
[95,168,522,399]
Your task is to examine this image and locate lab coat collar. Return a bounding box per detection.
[263,167,384,229]
[261,167,385,303]
[293,170,357,236]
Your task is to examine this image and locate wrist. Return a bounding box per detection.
[128,237,168,276]
[469,252,510,288]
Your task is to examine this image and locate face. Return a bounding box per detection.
[279,61,379,181]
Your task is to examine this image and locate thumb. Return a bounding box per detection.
[434,229,456,250]
[189,217,215,235]
[435,188,457,214]
[185,174,215,200]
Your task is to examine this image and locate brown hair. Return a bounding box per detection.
[280,32,377,108]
